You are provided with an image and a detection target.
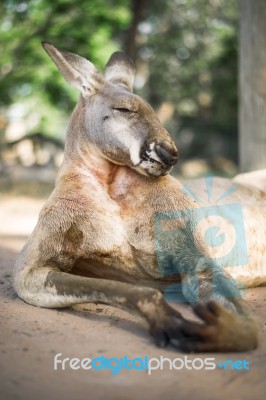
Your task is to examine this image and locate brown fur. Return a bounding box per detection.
[13,43,266,352]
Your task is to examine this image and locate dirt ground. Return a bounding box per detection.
[0,184,265,400]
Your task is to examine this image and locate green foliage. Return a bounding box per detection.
[0,0,238,156]
[0,0,131,128]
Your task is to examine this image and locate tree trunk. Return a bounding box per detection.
[124,0,148,59]
[239,0,266,172]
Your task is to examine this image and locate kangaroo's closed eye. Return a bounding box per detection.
[113,107,132,113]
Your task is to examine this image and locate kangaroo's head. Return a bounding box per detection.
[42,42,178,177]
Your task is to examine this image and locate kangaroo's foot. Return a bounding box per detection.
[177,301,258,352]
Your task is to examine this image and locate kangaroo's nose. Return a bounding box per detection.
[155,140,179,166]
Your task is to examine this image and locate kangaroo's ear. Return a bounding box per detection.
[104,52,135,92]
[42,42,103,97]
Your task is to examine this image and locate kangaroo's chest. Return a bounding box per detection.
[71,197,163,282]
[65,169,163,280]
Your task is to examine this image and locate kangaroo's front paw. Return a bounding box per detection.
[178,301,258,353]
[149,313,184,348]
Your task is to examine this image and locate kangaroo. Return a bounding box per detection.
[13,42,266,352]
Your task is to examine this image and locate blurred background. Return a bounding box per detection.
[0,0,265,196]
[0,4,266,399]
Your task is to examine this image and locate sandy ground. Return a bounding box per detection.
[0,188,265,400]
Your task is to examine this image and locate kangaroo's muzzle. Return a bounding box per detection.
[138,140,179,177]
[155,140,179,167]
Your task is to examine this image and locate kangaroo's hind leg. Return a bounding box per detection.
[234,169,266,192]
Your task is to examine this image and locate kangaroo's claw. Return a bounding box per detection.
[176,301,258,353]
